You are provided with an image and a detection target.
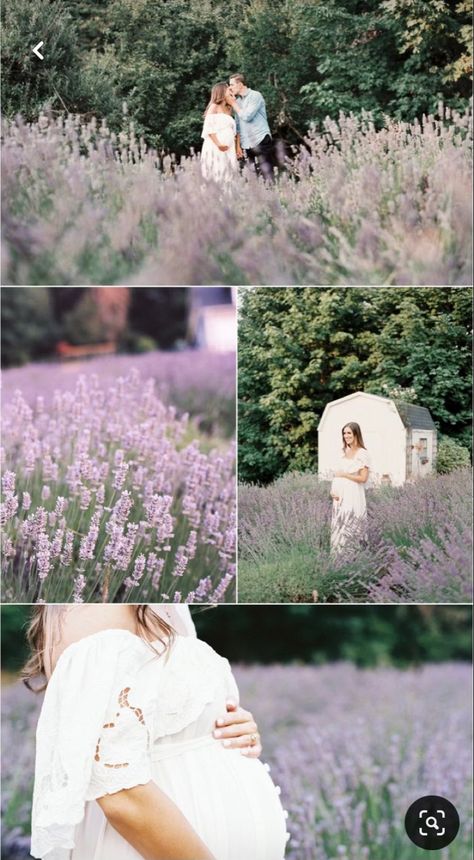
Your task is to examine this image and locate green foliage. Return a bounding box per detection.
[1,0,471,152]
[1,287,57,368]
[0,605,30,672]
[1,604,471,669]
[436,435,472,474]
[238,287,472,484]
[234,0,472,140]
[192,605,471,666]
[1,0,82,117]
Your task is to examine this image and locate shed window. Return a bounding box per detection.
[418,438,428,456]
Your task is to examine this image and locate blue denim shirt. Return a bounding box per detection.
[235,89,271,150]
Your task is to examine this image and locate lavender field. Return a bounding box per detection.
[238,470,473,603]
[2,107,472,286]
[1,353,236,603]
[2,663,472,860]
[1,349,236,439]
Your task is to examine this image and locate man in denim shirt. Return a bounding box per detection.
[227,73,276,178]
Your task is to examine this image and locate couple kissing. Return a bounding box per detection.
[201,73,277,183]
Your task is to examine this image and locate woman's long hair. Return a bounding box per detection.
[341,421,366,452]
[21,605,175,693]
[204,82,230,117]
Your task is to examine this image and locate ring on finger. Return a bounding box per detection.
[249,733,258,747]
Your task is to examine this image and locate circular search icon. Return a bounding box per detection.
[405,795,460,850]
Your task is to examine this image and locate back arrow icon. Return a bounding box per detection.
[33,41,44,60]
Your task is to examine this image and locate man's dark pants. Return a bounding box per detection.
[245,134,277,179]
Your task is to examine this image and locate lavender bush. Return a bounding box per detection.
[2,663,471,860]
[238,470,473,603]
[2,106,472,286]
[1,368,236,603]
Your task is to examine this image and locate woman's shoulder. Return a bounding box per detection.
[355,447,370,466]
[53,628,146,677]
[50,605,139,674]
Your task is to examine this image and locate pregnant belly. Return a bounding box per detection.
[152,738,288,860]
[215,126,236,149]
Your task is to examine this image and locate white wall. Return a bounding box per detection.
[193,306,237,351]
[318,394,407,486]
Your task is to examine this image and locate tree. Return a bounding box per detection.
[1,0,82,118]
[238,287,472,484]
[367,288,472,446]
[128,288,190,349]
[1,287,57,368]
[1,0,471,150]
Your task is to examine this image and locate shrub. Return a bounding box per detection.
[436,435,471,473]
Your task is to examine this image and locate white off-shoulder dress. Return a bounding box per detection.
[330,448,370,552]
[31,629,288,860]
[201,112,237,182]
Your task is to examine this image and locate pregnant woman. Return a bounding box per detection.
[28,605,288,860]
[330,422,370,553]
[201,82,238,183]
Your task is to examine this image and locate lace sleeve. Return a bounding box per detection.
[31,630,155,860]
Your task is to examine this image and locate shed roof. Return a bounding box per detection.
[394,401,437,431]
[318,391,437,432]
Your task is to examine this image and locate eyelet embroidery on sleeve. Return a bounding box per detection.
[95,686,146,769]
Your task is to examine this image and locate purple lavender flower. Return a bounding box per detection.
[2,366,236,602]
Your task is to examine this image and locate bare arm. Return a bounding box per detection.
[335,467,369,484]
[208,132,229,152]
[236,133,243,158]
[98,782,216,860]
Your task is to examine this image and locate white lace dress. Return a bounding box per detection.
[31,630,288,860]
[330,448,370,552]
[201,112,237,182]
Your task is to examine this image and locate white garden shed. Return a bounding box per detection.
[318,391,437,486]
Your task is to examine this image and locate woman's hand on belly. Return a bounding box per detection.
[97,782,216,860]
[214,700,262,758]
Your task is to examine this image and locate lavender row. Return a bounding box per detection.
[1,349,236,438]
[2,106,471,285]
[238,469,473,603]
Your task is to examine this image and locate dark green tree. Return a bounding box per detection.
[1,0,471,151]
[127,288,190,349]
[1,0,81,117]
[1,287,57,368]
[2,605,471,670]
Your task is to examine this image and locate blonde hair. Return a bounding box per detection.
[204,82,230,117]
[230,73,246,86]
[22,605,175,692]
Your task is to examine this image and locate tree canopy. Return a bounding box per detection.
[1,0,472,152]
[238,287,472,484]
